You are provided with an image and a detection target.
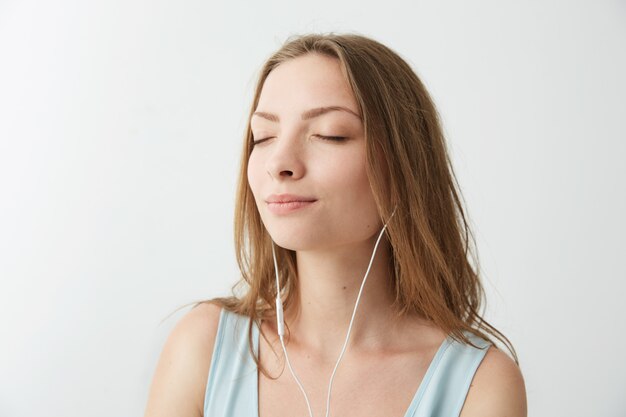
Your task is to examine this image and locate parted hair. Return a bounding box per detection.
[197,32,517,377]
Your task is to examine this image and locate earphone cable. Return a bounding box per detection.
[272,207,396,417]
[272,243,315,417]
[323,221,389,417]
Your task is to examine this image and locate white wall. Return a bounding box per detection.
[1,1,624,416]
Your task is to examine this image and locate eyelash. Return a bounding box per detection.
[251,135,346,146]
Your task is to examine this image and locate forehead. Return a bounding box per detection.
[255,53,359,118]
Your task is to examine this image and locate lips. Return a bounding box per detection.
[265,193,317,203]
[265,194,318,215]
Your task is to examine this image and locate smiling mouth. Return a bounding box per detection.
[266,200,317,214]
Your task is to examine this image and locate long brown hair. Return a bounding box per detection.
[202,32,518,377]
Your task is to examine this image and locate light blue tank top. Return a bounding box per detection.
[204,308,491,417]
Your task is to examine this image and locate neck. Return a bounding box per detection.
[282,232,398,359]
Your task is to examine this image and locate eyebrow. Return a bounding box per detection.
[251,106,362,123]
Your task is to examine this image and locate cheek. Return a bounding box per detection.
[319,149,372,202]
[246,154,262,197]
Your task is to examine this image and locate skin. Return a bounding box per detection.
[247,52,401,356]
[143,53,527,417]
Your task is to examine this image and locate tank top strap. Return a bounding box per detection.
[204,309,492,417]
[204,308,259,417]
[407,331,492,417]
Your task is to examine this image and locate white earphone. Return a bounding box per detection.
[271,205,397,417]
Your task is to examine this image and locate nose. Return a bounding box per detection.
[265,133,305,180]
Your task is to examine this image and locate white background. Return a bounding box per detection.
[1,1,624,416]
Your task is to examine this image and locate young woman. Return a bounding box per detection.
[144,33,527,417]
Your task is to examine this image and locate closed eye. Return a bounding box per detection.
[314,135,347,141]
[252,137,274,146]
[251,135,347,146]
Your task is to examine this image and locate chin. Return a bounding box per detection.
[265,224,327,252]
[268,234,318,252]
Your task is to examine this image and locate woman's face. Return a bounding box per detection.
[247,53,382,251]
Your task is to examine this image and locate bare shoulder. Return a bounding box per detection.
[459,345,528,417]
[143,301,223,417]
